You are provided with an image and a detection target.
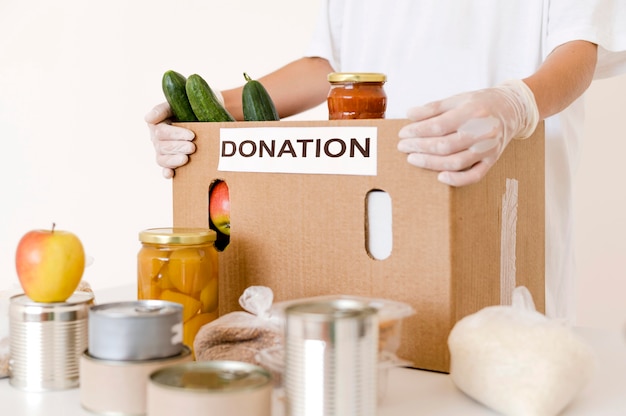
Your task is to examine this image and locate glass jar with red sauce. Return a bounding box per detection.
[327,72,387,120]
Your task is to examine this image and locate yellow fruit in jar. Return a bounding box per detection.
[138,278,161,300]
[161,290,202,322]
[159,267,175,291]
[167,248,212,294]
[137,246,169,299]
[207,245,218,278]
[200,277,219,313]
[138,246,169,278]
[184,311,219,348]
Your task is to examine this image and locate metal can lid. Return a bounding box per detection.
[90,300,182,319]
[327,72,387,83]
[9,291,94,322]
[150,361,271,392]
[139,227,216,245]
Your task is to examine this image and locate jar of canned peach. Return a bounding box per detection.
[327,72,387,120]
[137,228,218,352]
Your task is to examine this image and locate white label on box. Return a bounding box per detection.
[218,126,378,175]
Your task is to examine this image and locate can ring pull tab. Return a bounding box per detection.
[134,305,164,314]
[222,369,249,381]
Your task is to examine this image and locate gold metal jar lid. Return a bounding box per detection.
[327,72,387,83]
[139,227,216,245]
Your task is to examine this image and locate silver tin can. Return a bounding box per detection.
[284,298,379,416]
[89,300,183,361]
[80,346,192,416]
[9,291,94,391]
[147,361,272,416]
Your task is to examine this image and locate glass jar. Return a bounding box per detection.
[138,228,218,352]
[327,72,387,120]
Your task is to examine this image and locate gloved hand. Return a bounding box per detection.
[144,102,196,179]
[397,79,539,186]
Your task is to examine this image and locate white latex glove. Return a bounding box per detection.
[397,79,539,186]
[144,102,196,179]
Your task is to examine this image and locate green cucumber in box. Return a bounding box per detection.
[186,74,235,122]
[161,70,197,122]
[242,72,280,121]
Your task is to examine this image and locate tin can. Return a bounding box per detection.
[137,227,219,351]
[89,300,183,361]
[146,361,272,416]
[284,298,379,416]
[80,346,192,416]
[327,72,387,120]
[8,291,94,391]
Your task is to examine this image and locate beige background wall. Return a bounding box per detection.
[1,0,624,332]
[575,74,626,331]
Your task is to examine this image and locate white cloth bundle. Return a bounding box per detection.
[448,286,595,416]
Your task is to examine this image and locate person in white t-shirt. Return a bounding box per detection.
[146,0,626,323]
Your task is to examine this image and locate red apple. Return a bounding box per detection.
[209,181,230,236]
[15,224,86,303]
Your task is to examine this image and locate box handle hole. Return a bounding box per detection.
[365,189,392,260]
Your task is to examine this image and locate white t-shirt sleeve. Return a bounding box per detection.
[303,0,341,70]
[547,0,626,79]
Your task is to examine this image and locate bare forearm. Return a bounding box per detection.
[523,40,597,119]
[222,57,333,120]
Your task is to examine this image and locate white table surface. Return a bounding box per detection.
[1,285,625,416]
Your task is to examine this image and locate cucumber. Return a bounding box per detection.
[186,74,235,122]
[242,72,280,121]
[161,70,198,122]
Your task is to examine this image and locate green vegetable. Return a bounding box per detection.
[161,70,197,122]
[242,72,280,121]
[186,74,235,122]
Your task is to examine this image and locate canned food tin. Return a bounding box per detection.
[80,346,192,416]
[9,291,94,391]
[284,298,379,416]
[147,361,272,416]
[89,300,183,361]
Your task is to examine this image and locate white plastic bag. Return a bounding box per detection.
[448,286,595,416]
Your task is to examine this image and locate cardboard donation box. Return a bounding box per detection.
[173,119,545,373]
